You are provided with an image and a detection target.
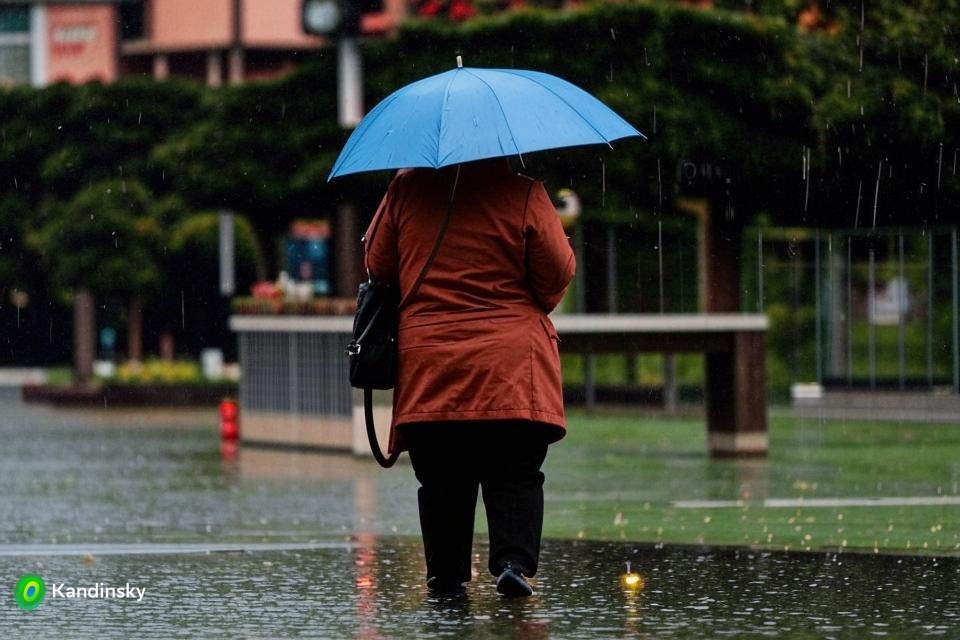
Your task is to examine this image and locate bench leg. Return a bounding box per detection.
[705,332,768,457]
[584,353,596,414]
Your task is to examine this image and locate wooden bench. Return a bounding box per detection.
[551,314,769,457]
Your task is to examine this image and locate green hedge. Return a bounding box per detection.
[1,0,957,376]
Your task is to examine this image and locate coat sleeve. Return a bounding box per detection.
[523,181,576,312]
[364,179,400,282]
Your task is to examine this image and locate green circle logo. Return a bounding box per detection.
[15,574,46,611]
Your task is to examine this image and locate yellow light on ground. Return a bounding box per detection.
[621,572,645,590]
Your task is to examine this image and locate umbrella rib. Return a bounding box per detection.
[462,68,523,161]
[437,70,458,167]
[328,93,402,178]
[496,69,641,147]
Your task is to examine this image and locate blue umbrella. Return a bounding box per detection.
[328,65,644,180]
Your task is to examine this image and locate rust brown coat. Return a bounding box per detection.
[364,159,575,450]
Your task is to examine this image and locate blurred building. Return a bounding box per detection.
[0,0,402,87]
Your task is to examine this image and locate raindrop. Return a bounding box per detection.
[854,180,863,228]
[657,158,662,211]
[923,54,929,97]
[610,27,616,41]
[138,112,142,125]
[652,105,657,134]
[937,143,943,189]
[757,231,764,311]
[600,158,606,207]
[872,160,881,230]
[658,220,664,313]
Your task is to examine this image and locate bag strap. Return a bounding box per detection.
[365,388,398,467]
[365,165,460,468]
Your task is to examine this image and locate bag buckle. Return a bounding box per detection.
[346,341,361,356]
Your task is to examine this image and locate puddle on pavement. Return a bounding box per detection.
[3,389,959,636]
[3,538,958,638]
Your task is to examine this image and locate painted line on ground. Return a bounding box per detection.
[673,496,960,509]
[0,541,357,557]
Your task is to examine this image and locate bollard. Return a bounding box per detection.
[219,398,239,441]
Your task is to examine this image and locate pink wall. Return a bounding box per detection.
[47,5,117,84]
[150,0,232,49]
[144,0,399,51]
[243,0,320,47]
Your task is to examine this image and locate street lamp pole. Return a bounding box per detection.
[338,35,363,128]
[303,0,371,296]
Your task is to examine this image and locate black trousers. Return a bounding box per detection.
[399,420,551,584]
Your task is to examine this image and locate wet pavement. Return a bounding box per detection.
[5,539,958,638]
[2,388,959,637]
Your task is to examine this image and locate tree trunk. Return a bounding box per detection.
[159,331,175,362]
[73,289,95,385]
[128,296,143,362]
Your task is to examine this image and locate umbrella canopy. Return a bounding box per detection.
[328,66,644,180]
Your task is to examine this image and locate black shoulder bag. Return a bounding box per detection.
[347,168,458,467]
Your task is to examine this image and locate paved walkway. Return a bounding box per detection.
[0,368,46,386]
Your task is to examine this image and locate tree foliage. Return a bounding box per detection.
[27,179,163,304]
[1,0,957,362]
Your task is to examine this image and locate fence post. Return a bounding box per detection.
[952,227,959,393]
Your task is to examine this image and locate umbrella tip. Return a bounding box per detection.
[456,55,463,68]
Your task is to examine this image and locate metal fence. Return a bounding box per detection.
[753,226,959,392]
[238,330,353,417]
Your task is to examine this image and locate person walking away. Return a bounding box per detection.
[364,157,575,597]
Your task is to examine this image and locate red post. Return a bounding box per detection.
[219,398,239,441]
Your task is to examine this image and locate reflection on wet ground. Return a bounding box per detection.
[0,388,421,546]
[2,388,959,637]
[4,538,958,638]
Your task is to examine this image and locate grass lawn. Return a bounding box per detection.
[540,409,960,555]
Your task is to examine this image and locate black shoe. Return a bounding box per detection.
[427,575,466,595]
[496,567,533,598]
